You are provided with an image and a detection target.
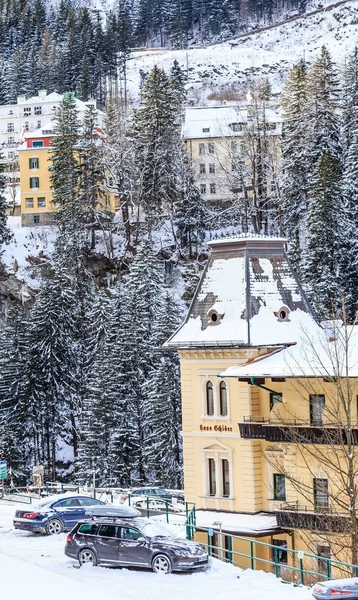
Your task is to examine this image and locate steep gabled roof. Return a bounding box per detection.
[166,235,319,349]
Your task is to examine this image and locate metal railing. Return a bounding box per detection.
[194,527,358,585]
[241,416,358,427]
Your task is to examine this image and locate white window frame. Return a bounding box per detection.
[201,377,230,419]
[201,440,234,500]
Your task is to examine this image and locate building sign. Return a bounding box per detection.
[0,461,7,480]
[200,424,233,432]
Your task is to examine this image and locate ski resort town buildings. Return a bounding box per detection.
[183,104,282,207]
[1,90,106,220]
[166,234,358,574]
[12,98,282,226]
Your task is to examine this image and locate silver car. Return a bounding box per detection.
[312,578,358,599]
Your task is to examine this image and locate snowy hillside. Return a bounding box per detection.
[126,0,358,103]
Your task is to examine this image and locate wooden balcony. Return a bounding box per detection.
[274,502,350,533]
[238,417,358,445]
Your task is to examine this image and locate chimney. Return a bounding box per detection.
[38,90,47,98]
[17,96,26,104]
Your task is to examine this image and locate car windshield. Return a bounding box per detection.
[141,523,177,539]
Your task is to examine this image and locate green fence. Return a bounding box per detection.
[189,526,358,585]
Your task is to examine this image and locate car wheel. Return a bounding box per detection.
[78,548,97,566]
[152,554,172,574]
[45,518,63,535]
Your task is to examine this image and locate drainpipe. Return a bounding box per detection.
[249,376,282,399]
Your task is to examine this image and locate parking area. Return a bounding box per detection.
[0,501,312,600]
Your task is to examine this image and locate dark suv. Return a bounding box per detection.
[65,515,208,574]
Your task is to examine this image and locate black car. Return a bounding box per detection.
[65,512,208,574]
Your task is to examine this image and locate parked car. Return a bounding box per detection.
[13,494,107,535]
[312,578,358,599]
[65,510,208,574]
[123,487,184,503]
[128,497,185,513]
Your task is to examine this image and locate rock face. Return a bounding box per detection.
[0,273,35,314]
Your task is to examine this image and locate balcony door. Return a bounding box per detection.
[310,394,325,426]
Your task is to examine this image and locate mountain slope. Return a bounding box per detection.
[126,0,358,103]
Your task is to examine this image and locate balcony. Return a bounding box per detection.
[238,417,358,445]
[274,502,350,533]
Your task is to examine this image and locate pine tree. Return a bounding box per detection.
[174,159,207,258]
[171,59,187,109]
[124,241,165,483]
[76,289,115,485]
[0,306,33,477]
[77,104,109,249]
[143,292,183,487]
[303,151,342,316]
[105,98,136,249]
[306,46,341,165]
[0,150,12,252]
[342,47,358,160]
[26,270,81,480]
[280,63,309,269]
[50,93,84,247]
[133,65,182,226]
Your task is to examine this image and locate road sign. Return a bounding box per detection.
[208,528,214,537]
[298,551,304,560]
[0,461,7,480]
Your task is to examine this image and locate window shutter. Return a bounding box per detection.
[29,158,32,169]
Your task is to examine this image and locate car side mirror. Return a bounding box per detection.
[137,537,146,543]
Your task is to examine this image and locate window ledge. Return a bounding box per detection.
[200,416,230,420]
[200,495,235,500]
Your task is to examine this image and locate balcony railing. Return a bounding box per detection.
[238,417,358,444]
[274,501,350,533]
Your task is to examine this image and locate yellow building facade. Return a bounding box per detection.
[19,127,118,227]
[167,234,358,579]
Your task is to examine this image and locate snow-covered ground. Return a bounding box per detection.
[0,501,313,599]
[3,222,57,289]
[126,0,358,103]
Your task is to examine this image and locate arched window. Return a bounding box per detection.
[206,381,214,416]
[219,381,228,416]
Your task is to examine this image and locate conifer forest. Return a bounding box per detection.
[0,0,357,488]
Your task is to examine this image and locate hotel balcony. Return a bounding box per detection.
[274,502,350,533]
[238,417,358,445]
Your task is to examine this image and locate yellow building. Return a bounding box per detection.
[166,234,358,579]
[182,105,282,217]
[19,125,119,227]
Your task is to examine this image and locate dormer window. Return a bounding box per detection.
[275,306,290,322]
[230,123,243,132]
[202,127,210,133]
[208,309,224,325]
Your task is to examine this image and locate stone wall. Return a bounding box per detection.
[21,212,55,227]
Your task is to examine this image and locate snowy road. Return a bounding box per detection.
[0,502,313,600]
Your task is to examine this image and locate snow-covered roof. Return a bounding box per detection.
[24,121,54,139]
[166,234,318,349]
[23,92,63,104]
[221,324,358,379]
[183,105,282,139]
[195,510,279,535]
